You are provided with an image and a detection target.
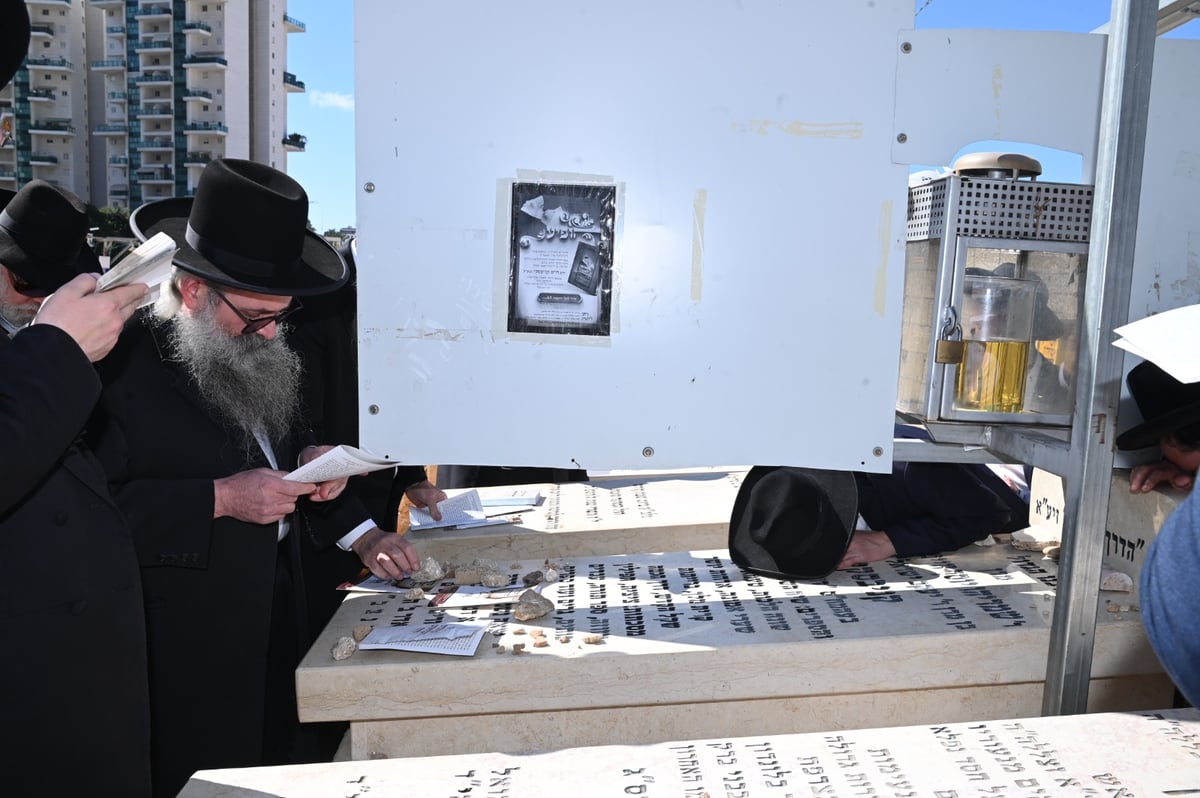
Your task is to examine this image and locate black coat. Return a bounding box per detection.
[0,326,151,796]
[90,316,371,796]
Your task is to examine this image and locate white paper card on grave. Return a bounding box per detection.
[283,444,399,483]
[357,622,488,657]
[353,0,910,473]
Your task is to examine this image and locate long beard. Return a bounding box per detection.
[165,299,302,448]
[0,298,38,330]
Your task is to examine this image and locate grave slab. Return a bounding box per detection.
[405,470,745,563]
[181,707,1200,796]
[297,544,1171,760]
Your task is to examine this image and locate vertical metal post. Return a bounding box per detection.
[1042,0,1158,714]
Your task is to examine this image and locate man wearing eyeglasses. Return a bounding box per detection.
[0,178,153,794]
[90,159,421,796]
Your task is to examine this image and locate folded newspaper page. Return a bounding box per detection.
[96,231,177,308]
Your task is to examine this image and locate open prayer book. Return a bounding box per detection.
[284,444,399,483]
[408,489,511,530]
[1113,304,1200,384]
[95,231,177,308]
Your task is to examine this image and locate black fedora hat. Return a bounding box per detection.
[1116,361,1200,450]
[1,0,31,91]
[729,466,858,581]
[129,158,346,296]
[0,180,100,294]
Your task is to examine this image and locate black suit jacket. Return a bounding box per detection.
[90,314,373,794]
[0,326,151,796]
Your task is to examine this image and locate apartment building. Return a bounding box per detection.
[0,0,305,210]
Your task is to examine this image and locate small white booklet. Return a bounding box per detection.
[1113,304,1200,384]
[479,486,543,507]
[408,489,508,530]
[284,444,399,483]
[357,621,488,657]
[96,231,178,308]
[429,583,536,608]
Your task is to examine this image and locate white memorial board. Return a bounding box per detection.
[182,708,1200,796]
[352,0,912,472]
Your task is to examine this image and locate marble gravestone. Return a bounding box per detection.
[182,707,1200,796]
[405,470,746,564]
[297,544,1171,761]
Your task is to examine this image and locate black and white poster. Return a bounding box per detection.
[508,181,616,335]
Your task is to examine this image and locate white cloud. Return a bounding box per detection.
[309,91,355,111]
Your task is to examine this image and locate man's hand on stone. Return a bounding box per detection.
[1130,459,1194,493]
[836,531,896,570]
[351,527,421,580]
[404,480,447,521]
[214,468,316,524]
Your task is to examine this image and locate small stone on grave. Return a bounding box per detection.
[331,636,357,661]
[352,624,373,642]
[513,589,555,621]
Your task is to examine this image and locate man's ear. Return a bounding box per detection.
[178,275,206,311]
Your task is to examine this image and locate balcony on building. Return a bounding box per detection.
[282,132,306,152]
[108,90,127,102]
[0,169,16,183]
[25,58,73,72]
[282,71,305,93]
[106,24,126,37]
[29,119,74,136]
[135,35,173,53]
[184,121,227,136]
[138,136,173,151]
[90,0,124,7]
[140,102,172,118]
[283,13,306,33]
[136,165,173,184]
[29,153,59,166]
[183,88,212,103]
[109,155,130,167]
[135,70,173,85]
[183,55,228,71]
[28,23,55,39]
[33,0,71,5]
[182,20,212,37]
[27,88,55,103]
[110,184,128,197]
[183,151,211,167]
[94,123,128,136]
[92,59,127,72]
[134,4,172,19]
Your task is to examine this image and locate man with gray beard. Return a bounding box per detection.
[90,159,422,797]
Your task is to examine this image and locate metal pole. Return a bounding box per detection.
[1042,0,1158,715]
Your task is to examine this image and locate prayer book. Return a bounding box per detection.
[284,444,400,483]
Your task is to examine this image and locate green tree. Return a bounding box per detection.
[90,204,132,238]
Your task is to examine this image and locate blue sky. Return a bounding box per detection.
[284,1,1198,231]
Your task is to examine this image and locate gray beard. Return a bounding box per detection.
[0,299,37,330]
[165,298,302,448]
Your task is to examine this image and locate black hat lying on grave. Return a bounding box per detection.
[729,466,858,581]
[0,180,101,294]
[1116,360,1200,451]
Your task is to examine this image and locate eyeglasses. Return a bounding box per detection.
[6,270,48,299]
[210,286,300,335]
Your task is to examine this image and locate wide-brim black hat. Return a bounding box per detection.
[729,466,858,581]
[129,158,346,296]
[0,180,100,293]
[1,1,31,91]
[1116,360,1200,450]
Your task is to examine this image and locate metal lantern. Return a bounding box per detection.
[898,153,1093,432]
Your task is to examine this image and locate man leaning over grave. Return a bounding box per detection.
[1116,360,1200,494]
[729,455,1029,580]
[88,159,423,797]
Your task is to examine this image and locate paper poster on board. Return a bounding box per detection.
[507,181,616,335]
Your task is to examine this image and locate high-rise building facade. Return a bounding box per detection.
[0,0,305,210]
